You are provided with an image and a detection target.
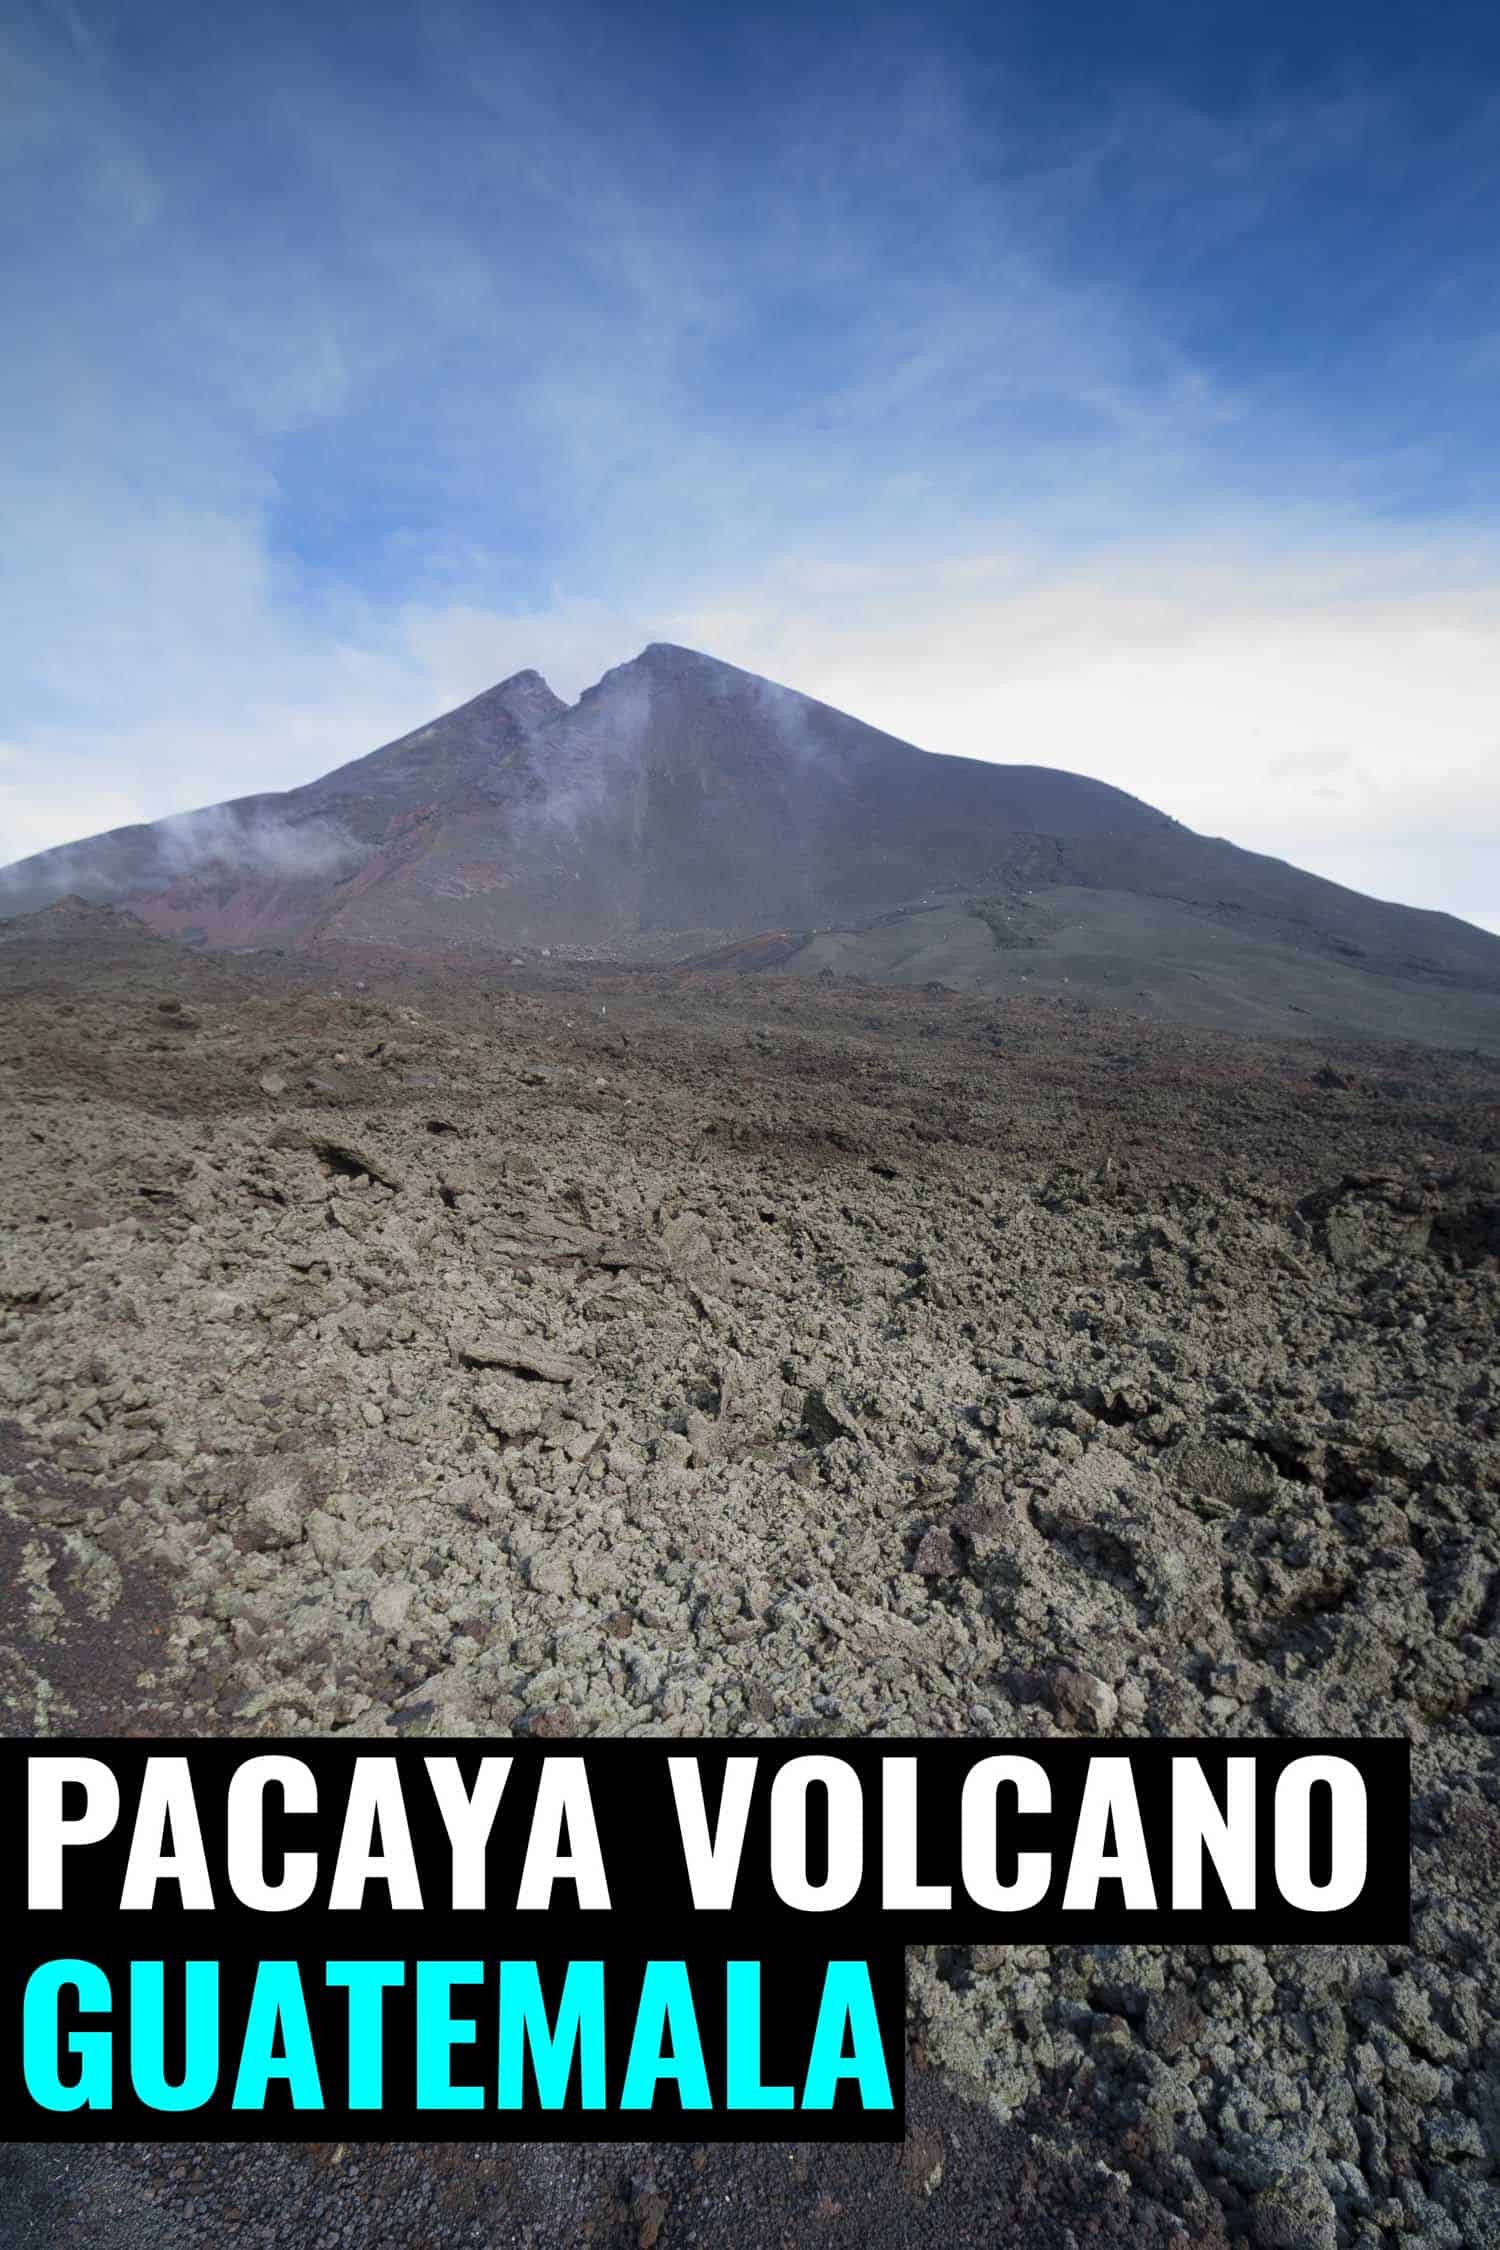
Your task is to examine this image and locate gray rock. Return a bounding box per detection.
[1248,2164,1338,2250]
[454,1331,585,1383]
[1049,1665,1118,1732]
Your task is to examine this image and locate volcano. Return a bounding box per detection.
[2,643,1496,1045]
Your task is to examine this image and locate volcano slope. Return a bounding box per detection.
[0,919,1498,2249]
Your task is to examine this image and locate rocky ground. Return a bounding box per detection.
[0,914,1497,2248]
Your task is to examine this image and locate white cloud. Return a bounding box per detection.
[0,746,145,863]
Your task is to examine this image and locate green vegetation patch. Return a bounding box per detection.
[970,896,1045,951]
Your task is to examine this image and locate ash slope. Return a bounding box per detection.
[3,644,1497,1040]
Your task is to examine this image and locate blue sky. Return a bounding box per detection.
[3,0,1498,928]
